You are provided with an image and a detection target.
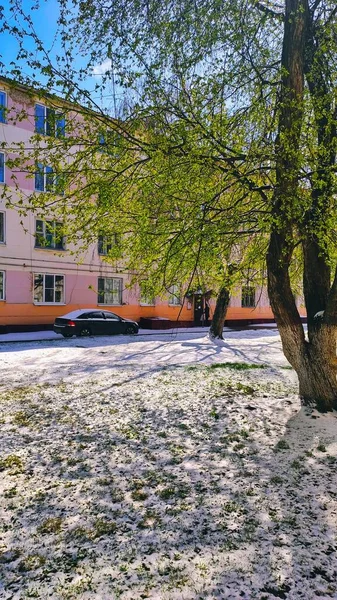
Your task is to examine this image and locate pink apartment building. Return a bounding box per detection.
[0,77,283,330]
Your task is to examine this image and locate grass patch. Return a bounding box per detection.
[0,454,24,473]
[222,500,246,515]
[4,486,18,498]
[208,362,266,371]
[131,489,149,501]
[12,410,31,427]
[236,382,255,395]
[159,485,190,501]
[93,519,117,538]
[18,553,46,572]
[275,439,290,451]
[270,475,283,485]
[37,517,63,535]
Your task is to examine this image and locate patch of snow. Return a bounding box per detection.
[0,330,336,599]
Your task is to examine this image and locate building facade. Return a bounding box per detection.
[0,79,293,329]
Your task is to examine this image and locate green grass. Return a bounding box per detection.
[0,454,24,473]
[131,489,149,501]
[18,553,46,572]
[37,517,63,535]
[12,411,31,427]
[236,382,255,395]
[275,439,290,451]
[93,519,117,538]
[208,362,266,370]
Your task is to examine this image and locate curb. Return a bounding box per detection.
[0,325,278,345]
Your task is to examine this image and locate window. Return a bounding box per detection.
[35,104,65,137]
[35,164,54,192]
[98,234,119,256]
[0,91,7,124]
[241,286,256,308]
[34,273,64,303]
[0,153,4,183]
[35,219,65,250]
[0,212,5,243]
[168,284,181,306]
[98,130,121,156]
[0,271,4,300]
[35,164,65,195]
[98,277,123,305]
[140,282,155,306]
[104,311,120,320]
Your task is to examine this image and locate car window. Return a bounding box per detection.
[87,311,104,319]
[77,313,88,320]
[104,312,120,320]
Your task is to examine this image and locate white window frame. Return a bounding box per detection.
[0,152,5,184]
[98,277,123,305]
[0,271,5,301]
[0,211,5,244]
[35,164,54,193]
[0,90,7,124]
[35,219,66,250]
[168,284,181,306]
[35,103,65,137]
[33,273,65,305]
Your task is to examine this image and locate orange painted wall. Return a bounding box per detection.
[0,301,193,326]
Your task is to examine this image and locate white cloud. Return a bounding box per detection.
[92,58,112,76]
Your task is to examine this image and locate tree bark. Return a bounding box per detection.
[267,0,337,411]
[209,285,230,339]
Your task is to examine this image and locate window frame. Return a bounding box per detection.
[35,164,55,193]
[97,277,123,305]
[0,152,5,184]
[33,273,65,305]
[35,219,66,251]
[34,103,65,137]
[98,130,122,156]
[0,271,5,301]
[168,284,181,306]
[97,234,119,256]
[139,282,155,306]
[0,91,7,124]
[241,285,256,308]
[0,211,5,244]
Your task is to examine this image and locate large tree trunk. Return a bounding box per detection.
[296,326,337,411]
[209,285,230,339]
[267,0,337,411]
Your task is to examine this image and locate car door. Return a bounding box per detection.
[86,311,106,335]
[103,311,124,335]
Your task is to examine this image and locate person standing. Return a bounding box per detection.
[205,300,210,326]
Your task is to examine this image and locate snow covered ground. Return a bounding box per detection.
[0,330,337,599]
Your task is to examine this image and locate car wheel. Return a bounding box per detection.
[62,332,74,338]
[125,325,137,335]
[78,327,92,337]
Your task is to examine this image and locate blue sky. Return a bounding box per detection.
[2,0,60,75]
[1,0,125,114]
